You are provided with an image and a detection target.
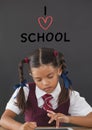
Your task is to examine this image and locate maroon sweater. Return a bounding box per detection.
[24,83,70,126]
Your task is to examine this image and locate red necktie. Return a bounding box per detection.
[42,94,53,111]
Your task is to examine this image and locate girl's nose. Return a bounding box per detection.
[42,79,50,86]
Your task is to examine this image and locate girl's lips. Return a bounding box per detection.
[43,87,52,91]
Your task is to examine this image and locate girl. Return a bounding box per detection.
[0,48,92,130]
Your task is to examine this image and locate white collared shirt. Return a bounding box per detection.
[6,82,92,116]
[36,82,61,109]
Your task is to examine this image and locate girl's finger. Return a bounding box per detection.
[47,110,56,114]
[29,122,37,128]
[48,114,58,124]
[56,119,60,128]
[48,118,54,124]
[47,113,51,117]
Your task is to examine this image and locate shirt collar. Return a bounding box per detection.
[36,82,61,100]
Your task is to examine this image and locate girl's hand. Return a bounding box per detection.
[20,122,37,130]
[47,110,70,128]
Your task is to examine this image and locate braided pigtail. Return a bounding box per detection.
[54,50,72,105]
[15,58,29,113]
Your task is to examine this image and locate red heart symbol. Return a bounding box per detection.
[38,16,53,30]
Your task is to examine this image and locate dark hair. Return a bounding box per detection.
[16,48,71,113]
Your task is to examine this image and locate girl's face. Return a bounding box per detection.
[31,64,62,93]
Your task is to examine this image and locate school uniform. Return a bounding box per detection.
[6,82,92,126]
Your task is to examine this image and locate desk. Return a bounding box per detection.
[36,127,92,130]
[0,126,92,130]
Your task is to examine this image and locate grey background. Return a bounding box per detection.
[0,0,92,121]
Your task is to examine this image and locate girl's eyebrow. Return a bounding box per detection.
[33,72,55,79]
[47,72,54,76]
[34,77,41,79]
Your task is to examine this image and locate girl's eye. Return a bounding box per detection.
[48,75,54,78]
[35,79,42,82]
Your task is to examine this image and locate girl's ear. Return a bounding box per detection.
[58,65,62,76]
